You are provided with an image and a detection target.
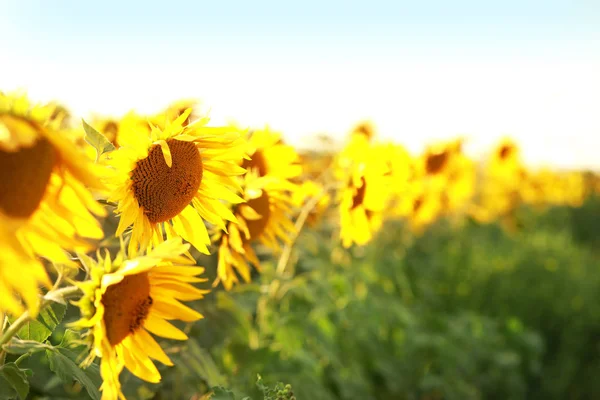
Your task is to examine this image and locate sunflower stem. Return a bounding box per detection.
[0,286,81,349]
[273,182,337,278]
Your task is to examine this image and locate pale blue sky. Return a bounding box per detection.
[1,1,599,168]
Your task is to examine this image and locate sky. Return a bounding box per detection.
[1,0,599,169]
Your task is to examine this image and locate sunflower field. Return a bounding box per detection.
[0,92,599,400]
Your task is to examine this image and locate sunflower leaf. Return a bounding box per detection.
[16,303,66,343]
[82,118,116,160]
[15,303,66,343]
[46,348,101,400]
[0,363,29,400]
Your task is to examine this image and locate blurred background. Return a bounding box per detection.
[1,0,599,169]
[3,1,600,399]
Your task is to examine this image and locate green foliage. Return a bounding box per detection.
[148,200,599,400]
[2,199,599,399]
[16,303,66,343]
[45,348,101,400]
[0,363,30,400]
[82,118,115,160]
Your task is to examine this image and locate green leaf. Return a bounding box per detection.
[209,387,236,400]
[16,303,66,343]
[57,329,84,348]
[46,349,101,400]
[2,339,53,355]
[0,363,29,400]
[82,118,115,159]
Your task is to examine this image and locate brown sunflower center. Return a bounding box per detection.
[353,123,374,140]
[425,151,449,175]
[131,139,203,223]
[351,177,367,209]
[499,145,513,160]
[413,197,423,213]
[244,190,271,240]
[241,150,267,177]
[102,272,152,346]
[0,123,56,219]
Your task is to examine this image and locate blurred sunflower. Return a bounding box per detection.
[409,186,442,232]
[92,111,151,148]
[72,238,208,400]
[338,145,390,248]
[213,128,299,290]
[105,109,246,255]
[0,219,50,316]
[416,138,465,183]
[241,127,302,181]
[0,92,106,315]
[214,173,295,290]
[351,121,376,141]
[488,138,522,184]
[151,99,199,129]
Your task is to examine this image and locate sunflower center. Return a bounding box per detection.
[102,272,152,346]
[499,145,513,160]
[241,150,267,177]
[425,151,449,175]
[131,139,203,223]
[353,123,374,140]
[0,126,56,218]
[351,177,367,209]
[244,190,271,240]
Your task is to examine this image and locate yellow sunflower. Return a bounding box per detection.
[72,238,208,400]
[338,144,391,248]
[0,219,50,317]
[91,111,151,148]
[151,99,200,129]
[214,172,295,290]
[104,109,246,255]
[213,128,299,290]
[408,183,443,232]
[0,92,106,315]
[488,138,522,184]
[241,127,302,181]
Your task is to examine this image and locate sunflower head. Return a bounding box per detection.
[489,138,522,181]
[0,92,106,262]
[242,127,302,182]
[351,121,376,141]
[72,238,208,399]
[338,145,391,248]
[105,109,246,255]
[214,169,295,290]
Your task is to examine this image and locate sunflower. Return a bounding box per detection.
[0,92,106,314]
[72,238,208,400]
[488,138,522,185]
[338,144,391,248]
[470,138,524,224]
[151,99,200,129]
[214,172,295,290]
[408,183,442,232]
[104,109,246,255]
[92,112,151,148]
[241,127,302,181]
[213,128,299,290]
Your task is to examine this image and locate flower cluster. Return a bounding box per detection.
[0,92,596,399]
